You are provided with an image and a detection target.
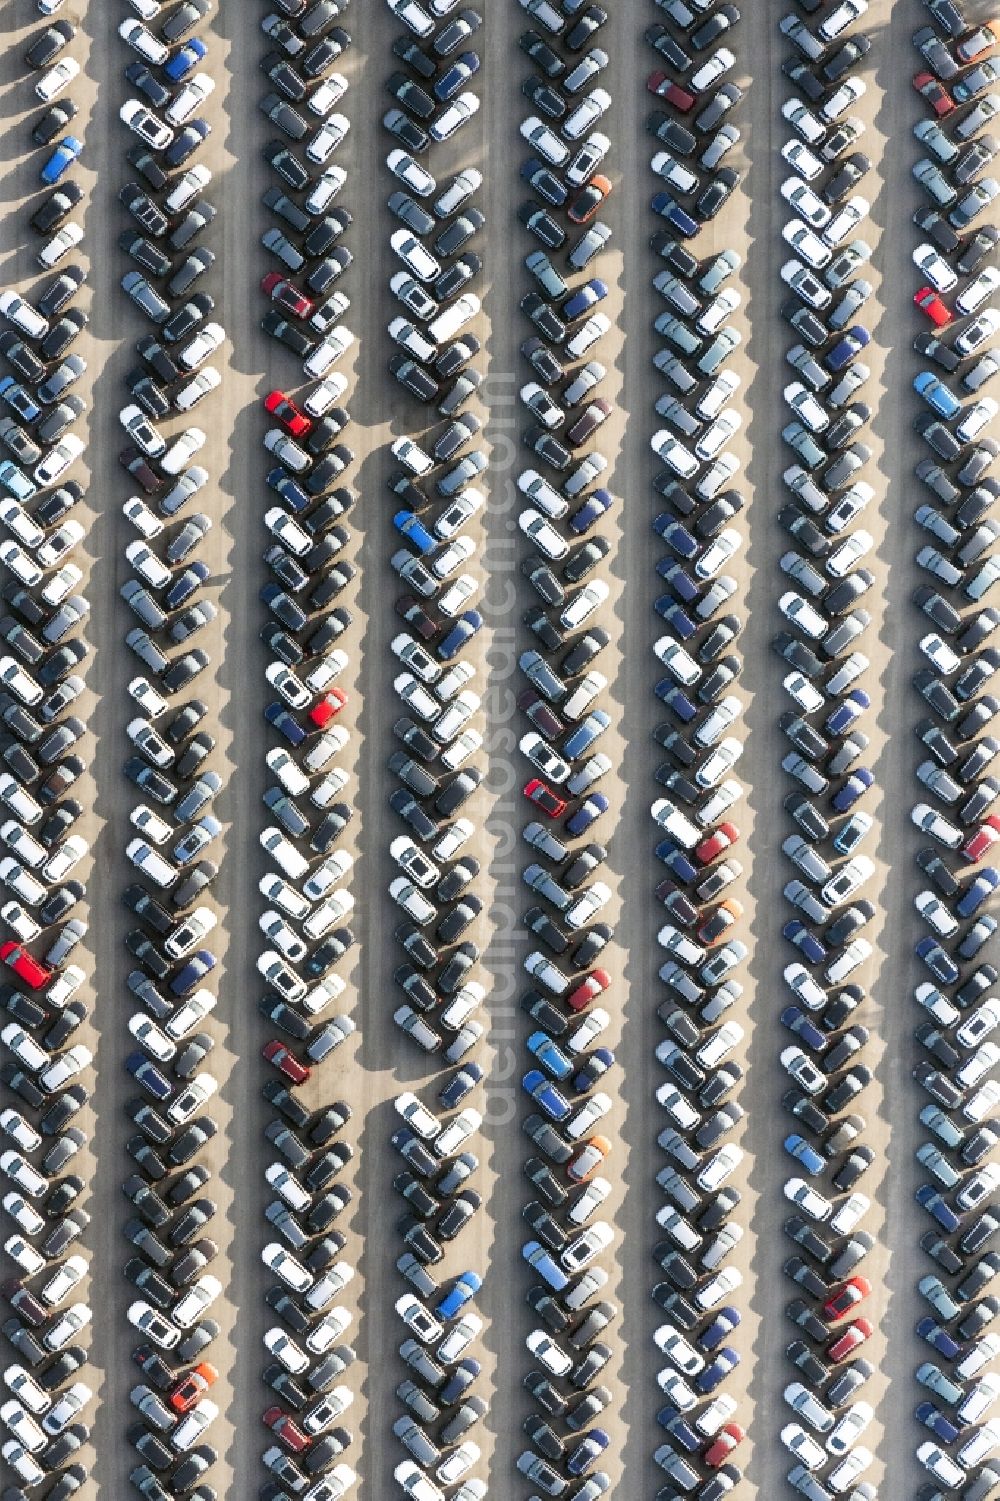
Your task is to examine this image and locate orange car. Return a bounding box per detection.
[956,20,1000,63]
[169,1362,218,1414]
[568,174,612,225]
[697,897,744,947]
[567,1134,611,1182]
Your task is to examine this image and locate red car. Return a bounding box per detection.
[169,1362,218,1413]
[962,814,1000,862]
[262,1039,311,1085]
[914,287,953,326]
[694,822,739,866]
[704,1422,745,1468]
[0,942,51,990]
[827,1316,874,1362]
[567,968,611,1012]
[914,70,955,114]
[263,1406,311,1453]
[524,778,567,819]
[264,389,312,438]
[823,1276,871,1321]
[647,72,695,111]
[261,271,314,320]
[309,688,347,727]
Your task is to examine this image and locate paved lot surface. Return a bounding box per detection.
[0,0,991,1497]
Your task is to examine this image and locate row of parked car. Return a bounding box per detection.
[381,4,493,1499]
[513,2,621,1499]
[113,3,230,1501]
[906,2,1000,1498]
[776,2,888,1498]
[253,3,366,1501]
[642,3,751,1498]
[0,13,98,1501]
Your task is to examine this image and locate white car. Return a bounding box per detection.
[166,73,214,125]
[0,292,48,341]
[435,1107,482,1158]
[396,1293,444,1344]
[826,1400,874,1457]
[783,217,831,268]
[172,1274,223,1329]
[34,435,84,488]
[387,148,436,197]
[520,114,569,166]
[914,241,959,293]
[119,16,169,63]
[654,1324,705,1375]
[430,91,480,141]
[781,1422,826,1471]
[37,222,83,270]
[526,1328,573,1376]
[391,229,441,283]
[395,1090,439,1141]
[262,1243,313,1294]
[120,98,174,149]
[784,1176,833,1221]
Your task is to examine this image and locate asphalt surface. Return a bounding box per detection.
[0,0,993,1497]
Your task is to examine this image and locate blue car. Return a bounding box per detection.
[916,1316,963,1359]
[0,460,36,502]
[915,370,963,420]
[438,609,483,662]
[125,1050,173,1101]
[0,378,40,424]
[780,1005,827,1053]
[522,1068,571,1121]
[572,1047,614,1094]
[654,512,699,558]
[569,486,613,534]
[567,1428,609,1476]
[164,36,207,80]
[698,1306,741,1353]
[696,1346,739,1393]
[393,509,436,553]
[655,596,697,637]
[832,767,874,811]
[784,1132,826,1176]
[656,1405,701,1451]
[657,556,700,601]
[825,689,871,736]
[957,868,1000,917]
[916,1183,963,1232]
[825,324,870,371]
[527,1030,574,1081]
[566,792,609,836]
[564,709,611,759]
[655,840,698,884]
[651,192,698,237]
[655,680,697,720]
[40,136,82,185]
[267,466,311,512]
[916,935,960,986]
[915,1400,962,1444]
[434,50,480,102]
[439,1062,483,1110]
[562,277,608,321]
[265,701,307,747]
[434,1270,481,1319]
[783,919,827,965]
[522,1240,568,1291]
